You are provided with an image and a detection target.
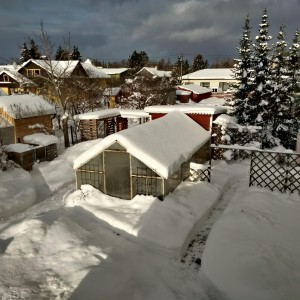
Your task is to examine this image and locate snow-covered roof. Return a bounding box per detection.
[0,94,56,119]
[103,87,122,96]
[23,133,59,146]
[74,108,121,121]
[20,59,81,78]
[81,63,110,78]
[0,69,35,86]
[74,111,210,178]
[177,84,211,94]
[119,109,150,119]
[145,105,227,115]
[136,67,171,78]
[200,97,226,106]
[176,90,191,96]
[0,64,19,72]
[182,68,234,80]
[98,68,128,75]
[74,108,150,121]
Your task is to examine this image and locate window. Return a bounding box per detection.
[200,82,210,88]
[26,69,41,77]
[219,82,230,91]
[3,75,9,82]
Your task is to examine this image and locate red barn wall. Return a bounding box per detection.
[150,112,212,131]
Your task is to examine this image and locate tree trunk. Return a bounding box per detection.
[63,117,70,148]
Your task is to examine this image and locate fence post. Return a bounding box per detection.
[283,154,290,193]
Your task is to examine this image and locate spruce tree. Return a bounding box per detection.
[190,54,208,72]
[247,8,273,127]
[229,15,253,124]
[28,39,41,59]
[20,42,31,63]
[271,24,296,148]
[289,30,300,95]
[69,46,81,61]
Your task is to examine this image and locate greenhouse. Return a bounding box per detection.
[74,111,211,200]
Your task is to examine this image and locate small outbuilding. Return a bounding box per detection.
[176,84,212,103]
[74,111,211,200]
[144,105,227,131]
[74,109,150,141]
[0,94,56,143]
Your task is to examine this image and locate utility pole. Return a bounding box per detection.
[179,53,183,84]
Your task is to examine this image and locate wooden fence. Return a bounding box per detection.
[210,145,300,194]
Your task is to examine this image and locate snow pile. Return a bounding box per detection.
[65,181,220,256]
[37,139,100,191]
[202,187,300,300]
[23,133,59,146]
[0,168,36,218]
[213,113,237,127]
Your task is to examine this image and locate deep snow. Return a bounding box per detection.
[0,140,300,299]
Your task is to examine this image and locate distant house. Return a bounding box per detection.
[182,68,236,92]
[74,111,211,200]
[0,94,56,143]
[81,62,110,79]
[136,67,171,78]
[176,84,212,103]
[144,105,227,131]
[98,68,130,83]
[0,68,36,95]
[103,87,123,108]
[18,59,89,79]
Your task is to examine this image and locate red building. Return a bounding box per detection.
[176,84,212,103]
[144,105,227,131]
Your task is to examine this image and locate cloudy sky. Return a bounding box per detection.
[0,0,299,65]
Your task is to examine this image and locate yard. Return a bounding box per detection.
[0,140,300,299]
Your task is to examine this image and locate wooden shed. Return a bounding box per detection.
[74,111,211,200]
[0,94,56,143]
[144,105,227,131]
[74,109,150,141]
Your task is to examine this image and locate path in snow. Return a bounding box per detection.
[180,162,250,270]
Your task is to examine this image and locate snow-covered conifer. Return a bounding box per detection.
[229,15,253,124]
[247,8,273,126]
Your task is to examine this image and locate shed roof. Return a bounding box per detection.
[74,111,210,179]
[177,84,211,94]
[0,94,56,119]
[74,108,150,121]
[144,105,227,115]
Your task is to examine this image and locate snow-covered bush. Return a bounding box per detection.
[0,146,15,171]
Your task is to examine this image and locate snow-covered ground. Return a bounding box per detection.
[1,140,300,299]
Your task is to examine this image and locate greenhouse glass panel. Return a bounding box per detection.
[105,151,130,199]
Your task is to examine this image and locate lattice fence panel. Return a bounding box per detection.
[249,151,300,193]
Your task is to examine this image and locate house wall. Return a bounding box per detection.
[182,79,237,91]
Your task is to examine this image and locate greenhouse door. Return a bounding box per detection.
[105,151,131,199]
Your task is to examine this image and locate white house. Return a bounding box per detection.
[182,68,236,92]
